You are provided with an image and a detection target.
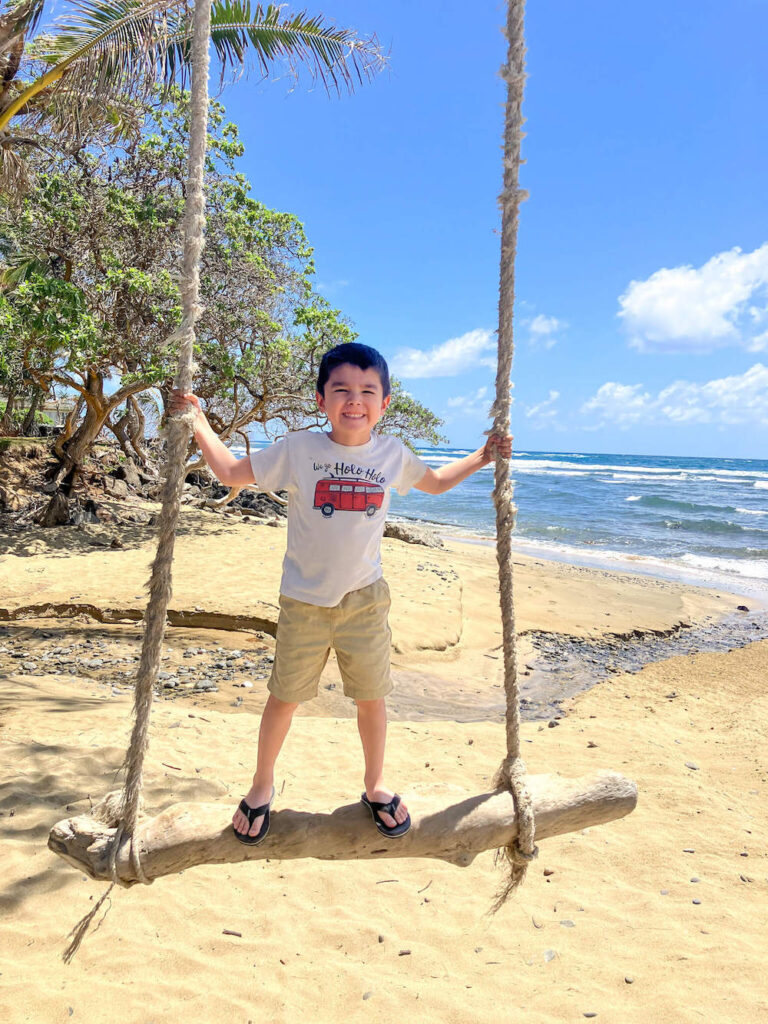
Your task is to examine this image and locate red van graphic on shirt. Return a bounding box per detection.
[313,478,385,518]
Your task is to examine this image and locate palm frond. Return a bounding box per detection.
[17,80,143,141]
[0,251,50,288]
[27,0,384,120]
[0,0,45,51]
[168,3,387,93]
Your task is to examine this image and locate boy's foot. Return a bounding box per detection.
[232,783,274,843]
[361,790,411,838]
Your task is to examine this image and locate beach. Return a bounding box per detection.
[1,509,767,1023]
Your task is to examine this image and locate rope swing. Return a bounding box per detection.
[489,0,538,906]
[52,0,636,959]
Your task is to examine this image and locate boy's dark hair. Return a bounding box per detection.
[316,343,391,398]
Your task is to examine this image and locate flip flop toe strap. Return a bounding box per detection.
[238,798,270,824]
[366,794,400,820]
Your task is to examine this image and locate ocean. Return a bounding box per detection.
[394,448,768,599]
[237,441,768,599]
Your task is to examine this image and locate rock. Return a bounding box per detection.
[70,499,100,525]
[543,949,556,962]
[736,605,749,612]
[112,461,142,490]
[692,899,701,905]
[625,976,634,984]
[685,762,699,771]
[103,476,129,497]
[384,521,444,548]
[547,720,559,729]
[560,920,575,928]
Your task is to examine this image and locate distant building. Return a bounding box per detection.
[41,398,77,427]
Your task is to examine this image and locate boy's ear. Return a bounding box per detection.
[316,390,325,413]
[381,394,391,412]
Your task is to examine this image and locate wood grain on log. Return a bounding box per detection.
[48,771,637,886]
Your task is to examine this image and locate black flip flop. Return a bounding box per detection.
[233,787,275,846]
[361,793,411,838]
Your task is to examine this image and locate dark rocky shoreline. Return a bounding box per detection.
[518,607,768,721]
[2,606,766,724]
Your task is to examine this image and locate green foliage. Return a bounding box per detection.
[0,89,443,460]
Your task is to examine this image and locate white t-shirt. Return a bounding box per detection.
[249,431,429,606]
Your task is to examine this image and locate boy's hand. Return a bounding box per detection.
[482,433,513,463]
[169,390,203,425]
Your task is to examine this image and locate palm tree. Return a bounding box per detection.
[0,0,386,190]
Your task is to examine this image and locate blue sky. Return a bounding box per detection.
[214,0,768,457]
[35,0,750,457]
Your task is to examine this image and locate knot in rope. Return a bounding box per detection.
[109,824,153,888]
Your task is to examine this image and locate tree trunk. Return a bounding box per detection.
[126,395,148,465]
[21,386,43,436]
[109,405,134,460]
[0,391,19,435]
[52,395,85,461]
[48,771,637,887]
[40,373,109,524]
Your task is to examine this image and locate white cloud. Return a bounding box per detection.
[618,244,768,353]
[445,386,491,420]
[525,314,564,350]
[316,278,349,295]
[582,363,768,428]
[391,328,496,378]
[525,389,560,427]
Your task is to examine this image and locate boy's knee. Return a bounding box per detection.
[355,697,385,713]
[267,693,300,714]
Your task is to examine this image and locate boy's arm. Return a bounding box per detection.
[169,391,256,488]
[413,434,512,495]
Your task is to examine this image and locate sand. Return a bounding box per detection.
[1,511,766,1023]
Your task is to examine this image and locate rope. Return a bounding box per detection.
[490,0,538,910]
[116,0,213,867]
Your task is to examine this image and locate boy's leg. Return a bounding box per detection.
[233,693,298,838]
[355,697,409,829]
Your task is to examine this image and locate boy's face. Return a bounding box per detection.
[317,363,391,446]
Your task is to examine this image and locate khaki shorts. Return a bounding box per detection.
[268,578,393,703]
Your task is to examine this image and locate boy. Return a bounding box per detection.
[172,343,511,844]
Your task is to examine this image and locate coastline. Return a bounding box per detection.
[2,509,767,1022]
[389,512,768,605]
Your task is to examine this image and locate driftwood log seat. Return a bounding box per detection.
[49,772,637,887]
